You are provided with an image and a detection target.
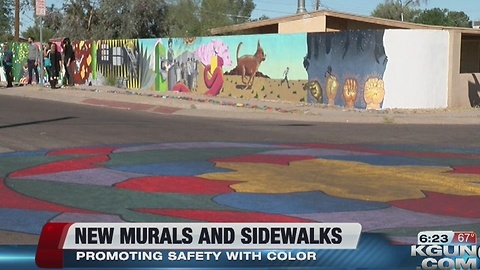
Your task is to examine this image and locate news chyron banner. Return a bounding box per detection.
[35,222,480,269]
[36,222,362,268]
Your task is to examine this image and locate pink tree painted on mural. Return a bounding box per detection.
[194,40,232,96]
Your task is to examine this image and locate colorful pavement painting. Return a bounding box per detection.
[1,142,480,244]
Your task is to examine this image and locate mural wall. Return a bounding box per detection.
[0,30,451,109]
[0,42,29,84]
[72,40,93,85]
[135,34,309,102]
[304,30,389,109]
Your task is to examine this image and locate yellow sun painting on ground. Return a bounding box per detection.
[200,159,480,202]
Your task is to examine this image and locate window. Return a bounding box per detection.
[112,47,123,66]
[100,43,109,62]
[460,35,480,73]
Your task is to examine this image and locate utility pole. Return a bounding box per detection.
[14,0,19,41]
[316,0,320,10]
[36,0,46,86]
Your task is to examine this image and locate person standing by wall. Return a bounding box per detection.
[43,42,52,86]
[48,43,62,89]
[27,37,40,85]
[2,43,14,88]
[62,38,75,87]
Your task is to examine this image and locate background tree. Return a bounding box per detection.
[57,0,101,40]
[166,0,255,37]
[394,0,427,21]
[42,4,63,35]
[0,0,14,41]
[371,1,419,22]
[198,0,255,35]
[21,24,55,41]
[165,0,202,37]
[252,14,269,21]
[445,10,470,27]
[91,0,168,39]
[19,4,62,41]
[14,0,256,40]
[414,8,470,27]
[372,0,427,21]
[131,0,169,38]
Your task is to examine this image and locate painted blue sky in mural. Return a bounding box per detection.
[140,34,308,81]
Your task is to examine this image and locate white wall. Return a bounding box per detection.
[382,30,450,109]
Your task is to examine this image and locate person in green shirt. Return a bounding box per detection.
[2,43,13,88]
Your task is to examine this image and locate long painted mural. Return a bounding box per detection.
[0,30,450,109]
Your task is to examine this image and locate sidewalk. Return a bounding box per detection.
[1,84,480,124]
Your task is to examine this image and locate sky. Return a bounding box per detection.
[251,0,480,21]
[23,0,480,32]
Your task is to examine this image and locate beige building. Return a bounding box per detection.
[210,10,480,108]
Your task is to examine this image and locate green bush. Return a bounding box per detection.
[105,75,117,86]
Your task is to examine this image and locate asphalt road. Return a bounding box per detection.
[0,95,479,152]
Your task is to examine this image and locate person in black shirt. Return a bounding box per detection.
[2,43,14,88]
[48,43,62,89]
[62,38,75,87]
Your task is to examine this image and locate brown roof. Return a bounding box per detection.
[209,9,480,35]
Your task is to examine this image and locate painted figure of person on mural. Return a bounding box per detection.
[186,58,193,90]
[48,43,62,89]
[167,38,174,64]
[27,37,40,85]
[2,43,14,88]
[281,67,290,88]
[62,38,75,87]
[192,59,198,91]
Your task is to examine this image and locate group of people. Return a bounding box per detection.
[2,37,76,88]
[38,37,76,88]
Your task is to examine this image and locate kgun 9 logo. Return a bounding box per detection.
[411,245,479,270]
